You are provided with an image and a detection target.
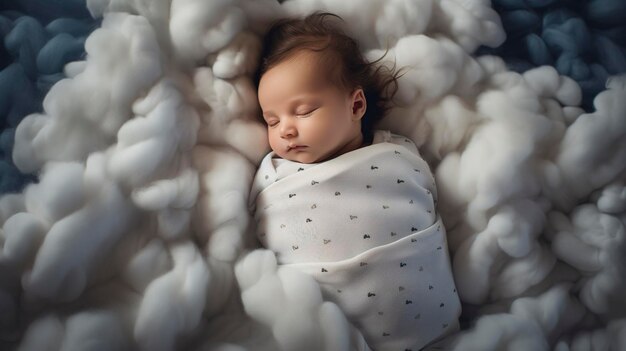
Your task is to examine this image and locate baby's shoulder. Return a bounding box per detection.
[372,130,420,155]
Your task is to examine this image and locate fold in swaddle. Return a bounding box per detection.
[249,130,461,350]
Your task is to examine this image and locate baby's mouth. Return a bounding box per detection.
[287,145,308,152]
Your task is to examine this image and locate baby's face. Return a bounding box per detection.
[258,50,365,163]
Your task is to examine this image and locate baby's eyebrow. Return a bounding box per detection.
[263,111,277,117]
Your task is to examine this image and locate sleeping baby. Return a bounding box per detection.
[248,12,461,351]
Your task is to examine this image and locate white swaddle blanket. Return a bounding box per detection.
[248,130,462,351]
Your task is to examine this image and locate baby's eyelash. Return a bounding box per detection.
[265,107,318,127]
[297,108,318,117]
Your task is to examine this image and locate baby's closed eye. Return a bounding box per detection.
[295,107,318,117]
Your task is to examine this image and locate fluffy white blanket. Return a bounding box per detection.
[249,130,461,350]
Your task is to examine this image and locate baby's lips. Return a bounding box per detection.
[287,144,307,151]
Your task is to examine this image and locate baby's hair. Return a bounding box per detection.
[254,11,404,144]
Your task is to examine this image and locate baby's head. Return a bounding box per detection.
[256,12,401,163]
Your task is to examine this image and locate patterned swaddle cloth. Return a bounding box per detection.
[248,130,462,351]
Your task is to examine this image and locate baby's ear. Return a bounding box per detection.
[351,88,366,120]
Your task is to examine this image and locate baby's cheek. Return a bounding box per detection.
[268,138,287,159]
[305,117,331,143]
[267,131,279,149]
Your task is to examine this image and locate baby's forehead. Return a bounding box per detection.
[281,50,344,87]
[259,52,345,105]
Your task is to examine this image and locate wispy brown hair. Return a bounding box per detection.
[254,11,404,143]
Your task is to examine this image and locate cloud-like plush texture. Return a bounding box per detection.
[0,0,625,350]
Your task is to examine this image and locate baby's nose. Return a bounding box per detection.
[280,121,297,138]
